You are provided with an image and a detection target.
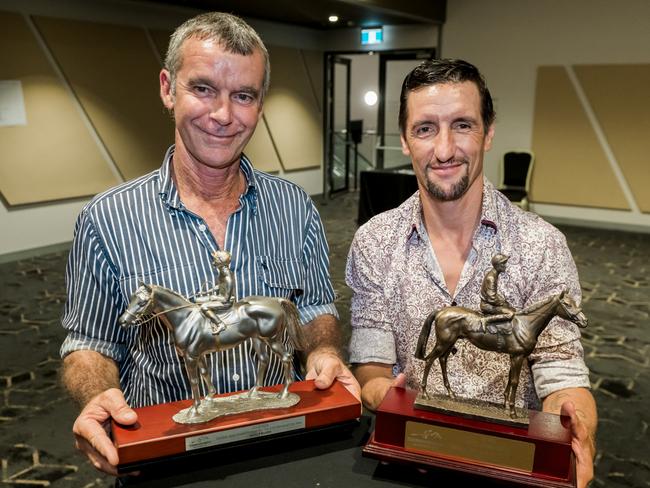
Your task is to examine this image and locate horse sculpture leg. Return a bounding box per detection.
[421,343,455,399]
[438,349,455,398]
[249,338,269,399]
[198,355,216,400]
[184,356,202,415]
[506,355,525,418]
[267,339,294,399]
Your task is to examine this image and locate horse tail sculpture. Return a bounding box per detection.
[280,299,310,351]
[415,310,439,360]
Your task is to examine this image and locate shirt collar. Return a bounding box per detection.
[158,146,259,215]
[406,176,500,243]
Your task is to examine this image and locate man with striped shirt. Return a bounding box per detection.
[60,12,359,476]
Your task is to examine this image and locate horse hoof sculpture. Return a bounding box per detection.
[414,289,588,419]
[118,282,309,424]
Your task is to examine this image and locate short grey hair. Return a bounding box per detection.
[164,12,270,99]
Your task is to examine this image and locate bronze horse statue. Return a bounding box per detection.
[415,290,588,417]
[119,283,309,420]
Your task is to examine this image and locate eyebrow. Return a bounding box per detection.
[188,78,260,98]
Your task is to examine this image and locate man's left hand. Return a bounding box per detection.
[561,401,595,488]
[305,349,361,400]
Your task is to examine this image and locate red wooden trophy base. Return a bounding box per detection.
[364,387,576,487]
[112,380,361,472]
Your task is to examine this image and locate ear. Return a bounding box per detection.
[559,289,567,299]
[483,123,495,152]
[400,132,411,157]
[143,283,152,292]
[160,69,175,111]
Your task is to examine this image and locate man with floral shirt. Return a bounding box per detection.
[346,59,597,488]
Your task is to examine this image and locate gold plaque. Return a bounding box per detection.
[405,421,535,472]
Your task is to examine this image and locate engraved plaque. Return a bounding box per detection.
[405,421,535,472]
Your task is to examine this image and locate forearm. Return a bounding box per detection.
[543,387,598,446]
[302,314,344,366]
[353,363,394,411]
[62,350,121,407]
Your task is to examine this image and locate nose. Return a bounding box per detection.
[209,95,233,126]
[433,127,455,163]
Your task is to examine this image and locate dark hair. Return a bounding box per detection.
[398,58,495,134]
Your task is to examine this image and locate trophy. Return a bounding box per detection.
[111,251,361,473]
[363,254,588,487]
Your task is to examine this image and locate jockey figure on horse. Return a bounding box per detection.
[195,250,235,334]
[479,253,516,333]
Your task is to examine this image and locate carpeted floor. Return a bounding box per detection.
[0,190,648,487]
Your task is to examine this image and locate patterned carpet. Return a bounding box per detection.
[0,190,648,487]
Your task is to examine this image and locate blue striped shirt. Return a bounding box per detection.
[61,146,337,408]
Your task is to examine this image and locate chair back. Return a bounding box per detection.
[502,151,533,189]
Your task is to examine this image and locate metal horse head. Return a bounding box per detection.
[118,281,154,327]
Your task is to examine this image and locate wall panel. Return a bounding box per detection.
[0,11,117,206]
[33,16,173,181]
[530,66,628,210]
[243,116,282,173]
[575,64,650,213]
[264,45,322,171]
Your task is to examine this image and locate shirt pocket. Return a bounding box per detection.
[256,255,305,296]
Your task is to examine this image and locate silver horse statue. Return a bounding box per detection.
[414,290,588,418]
[118,283,309,422]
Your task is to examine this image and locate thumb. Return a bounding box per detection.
[104,388,138,426]
[391,373,407,389]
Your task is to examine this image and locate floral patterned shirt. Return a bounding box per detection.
[346,178,590,409]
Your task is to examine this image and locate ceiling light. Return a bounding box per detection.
[364,90,378,106]
[328,15,339,23]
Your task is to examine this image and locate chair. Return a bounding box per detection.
[498,151,534,211]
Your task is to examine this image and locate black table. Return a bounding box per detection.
[357,169,418,226]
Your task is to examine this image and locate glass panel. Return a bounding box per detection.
[331,62,349,192]
[383,59,422,169]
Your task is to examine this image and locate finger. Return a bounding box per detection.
[73,417,120,467]
[313,360,338,389]
[75,434,119,476]
[102,389,138,425]
[335,370,362,400]
[391,373,407,389]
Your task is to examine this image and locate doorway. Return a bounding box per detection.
[324,49,436,197]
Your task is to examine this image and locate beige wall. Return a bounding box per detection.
[0,1,326,255]
[443,0,650,229]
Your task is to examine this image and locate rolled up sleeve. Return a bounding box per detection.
[60,211,126,362]
[346,226,395,365]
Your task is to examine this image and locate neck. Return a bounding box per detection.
[420,176,483,243]
[172,146,244,205]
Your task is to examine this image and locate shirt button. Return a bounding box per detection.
[451,301,457,306]
[232,373,240,382]
[198,224,206,232]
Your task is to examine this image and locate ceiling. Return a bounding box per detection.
[138,0,446,29]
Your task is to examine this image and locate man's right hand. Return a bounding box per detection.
[72,388,138,475]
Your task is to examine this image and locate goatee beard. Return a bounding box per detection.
[426,173,470,201]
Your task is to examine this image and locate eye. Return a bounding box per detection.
[413,124,435,137]
[233,92,256,104]
[454,121,473,131]
[192,85,212,96]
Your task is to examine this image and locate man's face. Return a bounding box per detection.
[400,81,494,202]
[160,37,264,170]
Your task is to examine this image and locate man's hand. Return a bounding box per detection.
[72,388,138,475]
[305,348,361,400]
[543,388,597,488]
[561,401,595,488]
